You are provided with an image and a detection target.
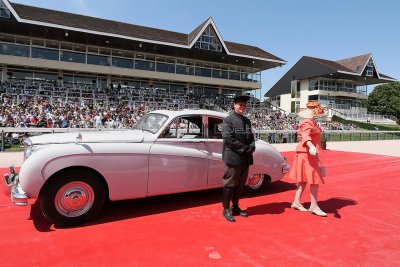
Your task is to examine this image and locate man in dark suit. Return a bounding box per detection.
[221,95,255,222]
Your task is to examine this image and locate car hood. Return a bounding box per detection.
[28,130,146,145]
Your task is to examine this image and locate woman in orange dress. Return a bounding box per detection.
[289,101,327,217]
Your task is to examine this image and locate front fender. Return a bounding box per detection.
[251,141,287,182]
[19,143,151,200]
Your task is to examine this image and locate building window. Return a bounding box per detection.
[31,47,59,61]
[203,86,219,96]
[34,72,58,83]
[87,54,110,66]
[308,95,318,101]
[291,101,295,113]
[112,57,133,69]
[309,79,318,90]
[338,81,356,93]
[8,69,33,80]
[0,1,11,18]
[365,58,374,77]
[176,65,194,75]
[156,62,175,73]
[135,60,155,71]
[0,43,30,57]
[319,79,337,91]
[195,67,212,77]
[194,25,222,52]
[61,51,86,63]
[0,33,261,85]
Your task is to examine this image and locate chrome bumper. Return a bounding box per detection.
[3,166,29,206]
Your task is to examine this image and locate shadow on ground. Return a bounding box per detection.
[246,197,358,218]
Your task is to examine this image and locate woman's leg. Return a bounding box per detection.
[309,184,327,216]
[291,182,307,211]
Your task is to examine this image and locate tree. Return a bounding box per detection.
[367,82,400,124]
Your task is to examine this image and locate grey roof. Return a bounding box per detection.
[336,54,372,74]
[9,2,285,63]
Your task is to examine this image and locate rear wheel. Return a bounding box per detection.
[243,174,270,195]
[40,169,105,227]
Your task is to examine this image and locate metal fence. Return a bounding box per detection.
[257,130,400,143]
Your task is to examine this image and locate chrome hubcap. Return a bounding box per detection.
[247,174,264,189]
[55,181,94,217]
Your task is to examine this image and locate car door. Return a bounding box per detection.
[204,116,225,186]
[148,115,209,196]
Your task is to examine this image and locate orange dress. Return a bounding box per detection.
[289,118,324,184]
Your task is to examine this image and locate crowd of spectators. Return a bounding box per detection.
[0,95,148,129]
[1,80,346,137]
[247,108,298,131]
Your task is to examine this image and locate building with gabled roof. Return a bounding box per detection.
[265,53,396,116]
[0,0,286,105]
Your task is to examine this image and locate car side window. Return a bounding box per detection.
[208,117,223,139]
[159,120,178,138]
[159,115,204,139]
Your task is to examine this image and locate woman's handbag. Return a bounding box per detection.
[317,154,327,177]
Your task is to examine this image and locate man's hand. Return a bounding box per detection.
[246,144,256,154]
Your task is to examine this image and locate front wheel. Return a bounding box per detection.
[243,174,271,195]
[40,169,106,227]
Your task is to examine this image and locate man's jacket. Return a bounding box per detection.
[222,112,255,166]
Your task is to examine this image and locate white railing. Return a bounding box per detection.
[330,108,396,125]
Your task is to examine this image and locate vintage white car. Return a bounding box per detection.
[4,109,289,226]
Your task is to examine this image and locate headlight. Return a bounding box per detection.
[23,138,33,160]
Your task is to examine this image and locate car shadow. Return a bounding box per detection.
[28,181,296,231]
[247,197,358,218]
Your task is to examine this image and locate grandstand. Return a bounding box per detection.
[0,78,296,131]
[265,55,398,125]
[0,0,287,123]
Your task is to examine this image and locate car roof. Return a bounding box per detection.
[150,109,228,118]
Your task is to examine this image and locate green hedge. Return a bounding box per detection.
[331,115,400,131]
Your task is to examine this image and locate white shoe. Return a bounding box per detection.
[309,208,327,217]
[291,203,307,212]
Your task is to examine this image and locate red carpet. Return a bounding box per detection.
[1,150,400,266]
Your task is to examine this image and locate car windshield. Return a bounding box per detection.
[133,113,169,133]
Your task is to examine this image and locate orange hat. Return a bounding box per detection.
[298,101,325,118]
[306,101,321,109]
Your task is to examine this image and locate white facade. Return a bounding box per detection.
[274,78,369,114]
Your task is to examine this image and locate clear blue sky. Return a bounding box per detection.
[11,0,400,98]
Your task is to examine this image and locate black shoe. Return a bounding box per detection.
[222,208,236,222]
[232,207,248,217]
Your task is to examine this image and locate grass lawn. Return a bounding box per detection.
[1,144,24,152]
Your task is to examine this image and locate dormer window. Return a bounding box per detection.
[0,0,11,18]
[365,58,374,77]
[194,25,222,52]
